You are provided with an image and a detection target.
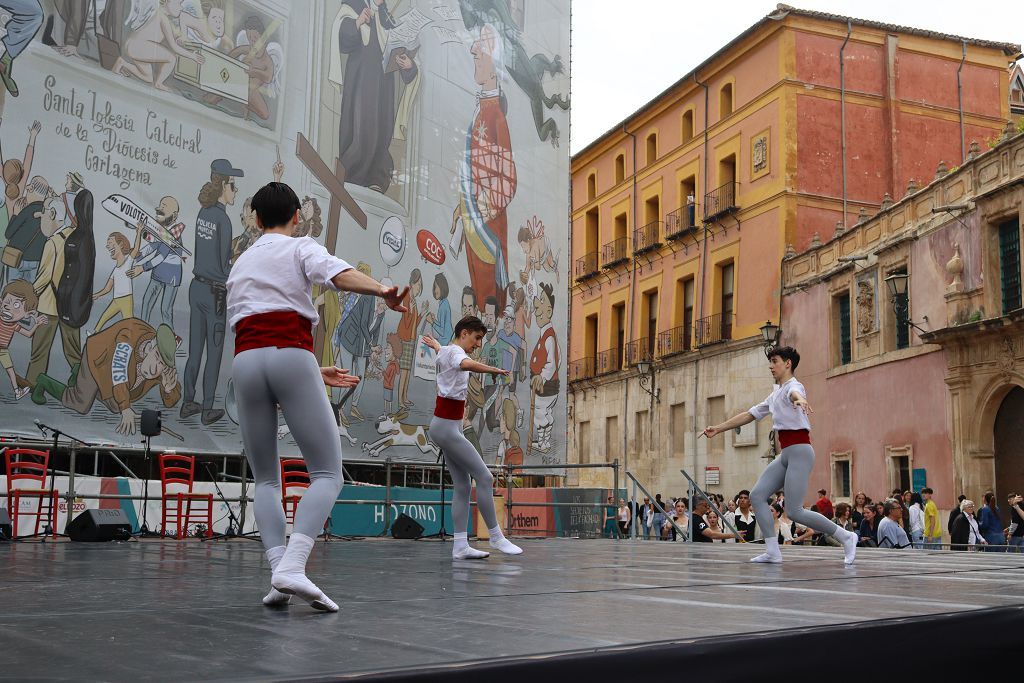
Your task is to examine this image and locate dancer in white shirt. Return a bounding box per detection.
[422,317,523,560]
[702,346,859,565]
[227,182,408,610]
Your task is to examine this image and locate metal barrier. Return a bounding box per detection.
[624,470,687,541]
[679,467,743,542]
[0,441,621,539]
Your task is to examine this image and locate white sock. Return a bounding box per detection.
[488,526,523,555]
[263,546,291,606]
[751,536,783,564]
[452,532,489,559]
[837,527,858,565]
[271,533,338,612]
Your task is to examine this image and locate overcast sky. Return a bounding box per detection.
[570,1,1024,155]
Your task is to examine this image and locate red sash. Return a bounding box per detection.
[434,396,466,420]
[777,429,811,449]
[234,311,313,355]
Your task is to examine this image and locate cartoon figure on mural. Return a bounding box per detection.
[32,319,180,436]
[362,409,439,458]
[496,396,523,467]
[0,1,44,97]
[128,197,186,328]
[1,119,41,274]
[518,215,558,283]
[91,230,136,333]
[228,15,284,122]
[114,0,207,92]
[458,0,569,146]
[381,331,400,415]
[332,261,384,423]
[293,196,323,238]
[185,1,234,52]
[181,158,243,426]
[55,185,95,360]
[528,282,559,454]
[395,267,425,409]
[42,0,130,60]
[330,0,420,193]
[0,278,45,398]
[450,23,516,312]
[3,173,49,286]
[424,272,452,344]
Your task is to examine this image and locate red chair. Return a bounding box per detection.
[3,448,58,539]
[158,454,213,539]
[281,458,329,533]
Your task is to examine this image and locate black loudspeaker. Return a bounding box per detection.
[67,508,132,542]
[140,409,162,437]
[391,513,424,539]
[0,508,11,540]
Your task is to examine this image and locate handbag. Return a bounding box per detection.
[1,244,22,268]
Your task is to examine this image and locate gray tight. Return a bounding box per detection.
[233,347,343,550]
[428,416,498,534]
[751,443,838,540]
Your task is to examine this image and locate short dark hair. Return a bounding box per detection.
[484,295,498,312]
[454,315,487,338]
[538,281,555,308]
[883,501,902,517]
[461,286,476,304]
[736,490,750,498]
[818,489,827,496]
[768,345,800,371]
[921,487,933,495]
[410,268,422,285]
[835,502,851,517]
[251,182,300,230]
[957,494,966,502]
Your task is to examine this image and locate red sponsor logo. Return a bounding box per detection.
[416,230,445,265]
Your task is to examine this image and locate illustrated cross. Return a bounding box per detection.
[295,133,367,255]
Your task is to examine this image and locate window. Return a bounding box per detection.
[612,302,626,371]
[835,291,852,365]
[587,173,596,202]
[635,410,648,453]
[681,109,694,143]
[585,208,599,255]
[891,267,910,350]
[720,82,734,118]
[682,277,694,350]
[887,447,912,493]
[707,397,725,459]
[671,403,686,457]
[578,421,591,465]
[643,289,658,356]
[680,176,696,229]
[831,454,852,499]
[584,313,598,361]
[605,416,619,462]
[644,195,660,227]
[646,133,658,166]
[614,212,628,242]
[999,218,1022,314]
[615,154,625,184]
[720,262,734,340]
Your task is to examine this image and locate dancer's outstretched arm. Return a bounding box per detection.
[702,411,755,439]
[332,268,410,312]
[420,335,510,378]
[320,367,360,388]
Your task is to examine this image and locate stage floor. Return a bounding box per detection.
[4,538,1024,681]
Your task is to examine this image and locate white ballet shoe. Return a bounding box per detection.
[488,532,523,555]
[839,528,858,565]
[271,533,338,612]
[452,545,490,560]
[750,552,783,564]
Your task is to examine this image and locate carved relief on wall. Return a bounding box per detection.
[998,336,1017,379]
[751,129,770,179]
[855,278,876,335]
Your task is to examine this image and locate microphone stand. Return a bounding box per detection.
[200,460,260,542]
[35,422,93,541]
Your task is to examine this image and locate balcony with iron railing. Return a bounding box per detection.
[601,237,629,268]
[704,181,737,220]
[657,326,692,357]
[574,252,599,281]
[568,357,596,383]
[625,337,656,366]
[665,203,698,240]
[596,347,623,375]
[695,313,733,347]
[633,221,662,255]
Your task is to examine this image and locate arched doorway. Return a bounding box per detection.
[994,386,1024,524]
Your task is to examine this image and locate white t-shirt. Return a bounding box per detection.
[749,377,811,431]
[435,344,470,400]
[109,261,132,299]
[226,233,352,330]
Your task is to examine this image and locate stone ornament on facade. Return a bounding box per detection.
[753,135,768,172]
[856,280,875,335]
[881,193,894,210]
[967,140,981,161]
[810,232,822,248]
[906,178,919,194]
[935,160,949,180]
[834,220,846,238]
[946,242,964,293]
[997,337,1016,380]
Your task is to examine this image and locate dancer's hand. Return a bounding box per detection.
[792,395,813,415]
[321,367,360,388]
[420,335,441,352]
[491,367,510,378]
[701,425,720,439]
[381,283,410,313]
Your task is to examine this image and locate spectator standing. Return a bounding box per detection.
[653,494,667,541]
[908,492,925,549]
[670,500,688,541]
[978,492,1005,552]
[878,501,911,548]
[1007,494,1024,553]
[643,498,654,540]
[922,487,942,549]
[603,496,618,539]
[616,498,631,538]
[947,494,967,537]
[815,489,834,520]
[951,500,986,551]
[852,492,869,527]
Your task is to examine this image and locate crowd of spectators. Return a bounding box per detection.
[606,486,1024,551]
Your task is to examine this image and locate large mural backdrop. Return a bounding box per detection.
[0,0,569,466]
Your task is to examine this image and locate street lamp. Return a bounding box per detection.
[759,320,781,358]
[636,360,660,403]
[884,272,928,334]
